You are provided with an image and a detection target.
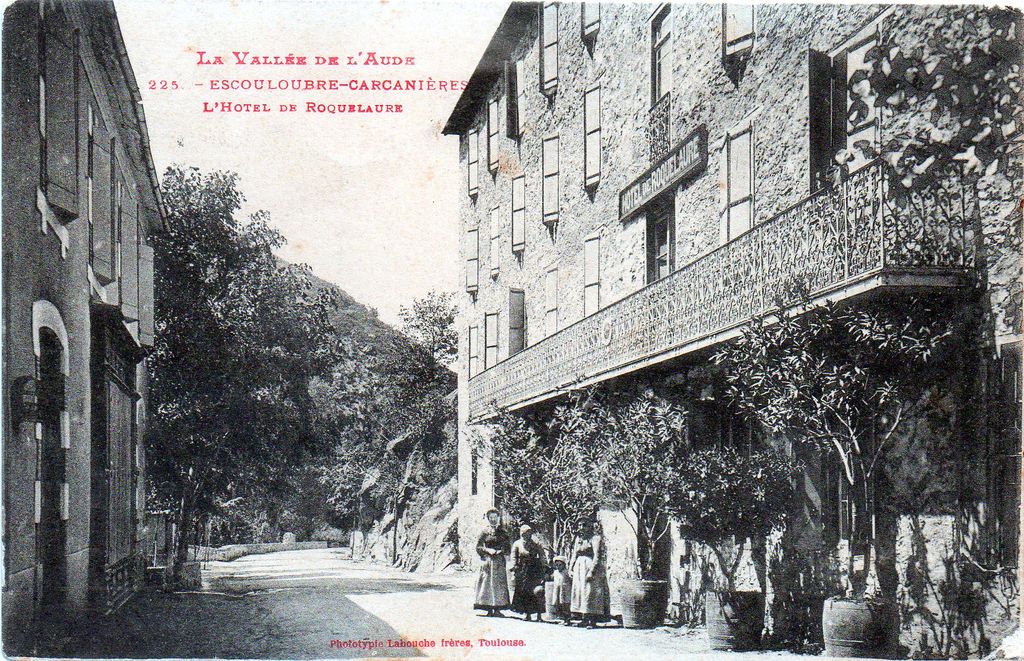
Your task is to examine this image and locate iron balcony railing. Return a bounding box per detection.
[468,161,976,421]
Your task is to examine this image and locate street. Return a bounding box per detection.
[42,548,780,660]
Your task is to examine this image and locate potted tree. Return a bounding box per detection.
[666,445,797,651]
[589,388,689,629]
[714,299,955,657]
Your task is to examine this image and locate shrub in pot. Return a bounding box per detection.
[587,388,689,629]
[666,445,797,651]
[714,299,956,657]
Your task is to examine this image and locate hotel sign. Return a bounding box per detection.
[619,125,708,220]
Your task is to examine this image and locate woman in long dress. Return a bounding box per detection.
[570,520,612,628]
[509,525,545,621]
[474,509,510,616]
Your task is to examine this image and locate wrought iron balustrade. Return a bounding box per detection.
[648,94,672,162]
[467,161,975,421]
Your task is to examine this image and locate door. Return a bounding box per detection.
[37,329,67,608]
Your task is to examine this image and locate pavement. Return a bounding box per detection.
[31,548,792,660]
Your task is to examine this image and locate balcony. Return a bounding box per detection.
[467,161,976,422]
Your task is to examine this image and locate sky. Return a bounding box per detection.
[116,0,509,325]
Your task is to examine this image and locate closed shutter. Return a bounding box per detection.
[139,243,154,346]
[511,176,525,252]
[584,237,600,315]
[121,199,139,320]
[466,228,479,292]
[91,128,114,282]
[44,8,78,216]
[808,49,833,193]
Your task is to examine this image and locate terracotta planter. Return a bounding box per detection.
[705,590,764,651]
[619,579,669,629]
[822,597,897,659]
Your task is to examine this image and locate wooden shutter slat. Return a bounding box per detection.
[91,135,114,283]
[830,50,848,162]
[44,22,78,216]
[504,61,518,138]
[121,199,140,320]
[139,244,154,346]
[808,49,833,193]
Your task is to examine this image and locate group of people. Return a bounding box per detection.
[473,508,612,628]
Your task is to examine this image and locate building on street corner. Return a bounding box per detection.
[2,0,164,649]
[445,2,1021,657]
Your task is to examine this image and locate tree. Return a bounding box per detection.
[147,166,338,572]
[666,446,797,593]
[845,8,1021,193]
[713,299,956,595]
[398,291,458,366]
[590,388,689,580]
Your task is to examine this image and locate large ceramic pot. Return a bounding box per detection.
[705,590,764,651]
[822,597,897,658]
[619,579,669,629]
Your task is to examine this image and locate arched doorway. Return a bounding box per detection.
[36,327,67,610]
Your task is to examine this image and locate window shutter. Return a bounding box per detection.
[509,290,525,355]
[121,198,140,321]
[718,144,729,245]
[808,49,833,193]
[504,61,518,138]
[466,228,479,291]
[830,50,848,163]
[511,176,525,251]
[91,127,114,283]
[44,10,78,216]
[139,243,154,346]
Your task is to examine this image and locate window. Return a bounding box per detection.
[809,32,880,192]
[505,61,519,138]
[583,237,600,315]
[466,227,479,292]
[544,268,558,337]
[41,13,78,217]
[509,290,526,355]
[541,2,559,93]
[467,130,479,196]
[543,136,559,223]
[647,201,674,283]
[723,4,755,56]
[512,175,526,252]
[991,341,1021,566]
[487,98,500,171]
[651,6,672,104]
[719,121,754,243]
[468,325,480,377]
[484,312,499,368]
[582,2,600,39]
[490,207,501,278]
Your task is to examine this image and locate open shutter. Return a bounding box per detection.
[121,199,139,321]
[504,61,518,138]
[830,50,848,165]
[808,49,833,193]
[91,127,114,283]
[718,144,729,245]
[44,8,78,216]
[138,243,154,346]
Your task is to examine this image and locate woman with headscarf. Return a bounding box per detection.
[509,524,545,621]
[474,508,510,616]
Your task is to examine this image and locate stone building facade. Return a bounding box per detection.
[2,0,162,648]
[445,2,1021,656]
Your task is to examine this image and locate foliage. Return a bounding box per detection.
[844,7,1021,192]
[666,446,798,591]
[713,298,956,594]
[148,166,339,567]
[478,399,603,556]
[398,291,458,366]
[588,388,689,580]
